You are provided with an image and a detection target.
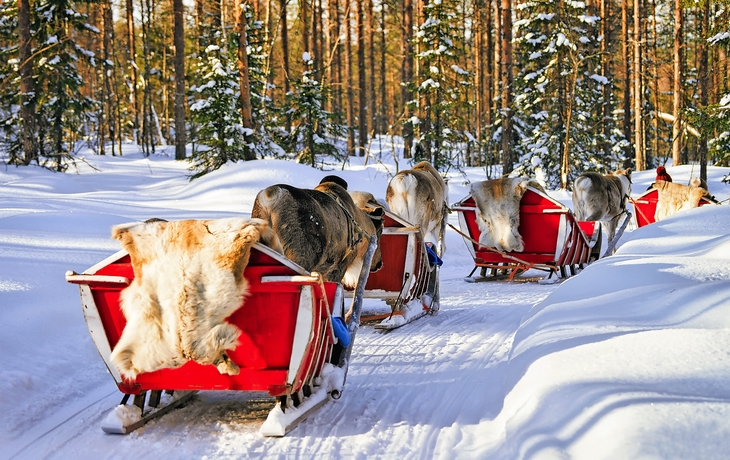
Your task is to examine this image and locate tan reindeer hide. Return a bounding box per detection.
[654,180,708,222]
[109,218,281,380]
[470,177,540,253]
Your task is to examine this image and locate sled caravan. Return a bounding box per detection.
[65,161,719,435]
[66,161,448,435]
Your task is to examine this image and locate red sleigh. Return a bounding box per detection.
[346,210,441,330]
[452,186,603,281]
[66,237,377,436]
[631,187,717,227]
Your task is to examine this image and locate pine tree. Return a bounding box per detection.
[188,44,251,178]
[278,54,344,167]
[0,0,97,170]
[513,0,619,189]
[411,0,471,170]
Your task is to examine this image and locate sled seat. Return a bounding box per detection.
[353,211,430,302]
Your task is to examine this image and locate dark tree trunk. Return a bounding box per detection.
[401,0,414,158]
[237,0,256,161]
[500,0,513,174]
[379,1,387,133]
[173,0,187,160]
[280,0,291,132]
[18,0,37,165]
[127,0,140,145]
[366,0,376,135]
[699,0,709,182]
[345,1,356,155]
[633,0,644,170]
[622,0,631,161]
[356,0,368,155]
[474,0,484,167]
[672,0,683,166]
[601,0,612,159]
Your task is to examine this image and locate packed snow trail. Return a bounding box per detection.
[7,270,556,460]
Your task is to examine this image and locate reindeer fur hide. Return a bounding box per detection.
[470,177,540,253]
[654,180,709,222]
[109,218,281,380]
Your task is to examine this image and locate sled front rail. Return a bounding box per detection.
[453,187,600,279]
[66,243,340,398]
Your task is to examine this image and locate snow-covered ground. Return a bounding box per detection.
[2,146,730,459]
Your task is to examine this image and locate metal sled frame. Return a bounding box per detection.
[452,186,602,282]
[66,238,378,436]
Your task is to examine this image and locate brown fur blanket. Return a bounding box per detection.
[654,180,709,221]
[109,218,281,380]
[470,177,542,253]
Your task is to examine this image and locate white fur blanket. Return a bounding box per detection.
[470,177,540,253]
[109,218,280,380]
[654,180,708,222]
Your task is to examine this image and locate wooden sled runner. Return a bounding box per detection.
[345,210,442,331]
[632,187,717,228]
[452,186,603,282]
[66,236,378,436]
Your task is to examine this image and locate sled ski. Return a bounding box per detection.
[101,390,197,434]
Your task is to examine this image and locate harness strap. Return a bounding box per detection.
[320,190,373,264]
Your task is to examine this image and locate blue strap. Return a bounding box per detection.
[331,316,351,347]
[425,243,443,267]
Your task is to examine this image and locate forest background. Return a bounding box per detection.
[1,0,729,188]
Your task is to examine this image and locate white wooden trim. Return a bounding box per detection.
[252,243,309,275]
[382,227,419,235]
[457,209,477,259]
[82,249,128,275]
[555,214,568,259]
[261,275,320,284]
[287,286,314,385]
[402,232,417,292]
[65,272,130,285]
[541,209,569,214]
[331,285,344,318]
[79,284,122,383]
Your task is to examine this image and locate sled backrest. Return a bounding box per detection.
[361,211,428,296]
